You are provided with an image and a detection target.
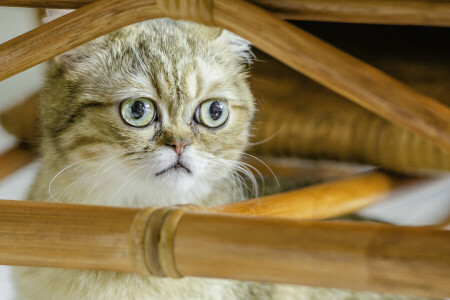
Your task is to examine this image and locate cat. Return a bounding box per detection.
[13,17,276,300]
[12,18,428,300]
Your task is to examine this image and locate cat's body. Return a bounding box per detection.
[13,18,426,300]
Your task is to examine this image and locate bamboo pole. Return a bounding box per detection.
[0,199,448,297]
[0,1,449,153]
[175,212,450,298]
[216,171,407,219]
[2,0,450,27]
[0,146,34,180]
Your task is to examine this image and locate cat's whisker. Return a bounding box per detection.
[212,158,257,199]
[241,152,280,189]
[87,163,138,199]
[96,150,137,174]
[208,168,238,202]
[48,155,107,202]
[100,155,139,175]
[113,161,155,201]
[248,126,285,146]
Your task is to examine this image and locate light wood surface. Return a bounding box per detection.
[0,200,141,273]
[176,212,450,298]
[216,172,408,219]
[3,0,450,27]
[0,146,34,181]
[0,199,448,297]
[1,0,449,153]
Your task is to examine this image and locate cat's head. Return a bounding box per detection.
[39,19,255,206]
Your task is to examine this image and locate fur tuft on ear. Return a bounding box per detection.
[216,29,255,65]
[42,9,74,24]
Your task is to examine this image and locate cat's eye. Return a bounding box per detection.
[120,98,156,127]
[194,100,229,128]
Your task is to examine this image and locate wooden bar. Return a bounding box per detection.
[0,146,34,181]
[0,200,140,273]
[2,0,450,27]
[0,200,448,297]
[217,171,406,219]
[175,212,450,298]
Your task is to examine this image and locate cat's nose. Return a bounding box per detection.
[166,140,190,155]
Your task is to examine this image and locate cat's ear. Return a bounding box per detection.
[42,9,91,68]
[216,29,255,65]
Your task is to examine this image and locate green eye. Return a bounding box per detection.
[195,100,229,128]
[120,98,156,127]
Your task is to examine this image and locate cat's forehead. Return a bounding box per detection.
[94,21,249,106]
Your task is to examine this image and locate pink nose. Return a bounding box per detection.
[166,140,189,155]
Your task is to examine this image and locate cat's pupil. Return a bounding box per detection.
[131,101,145,119]
[209,101,223,120]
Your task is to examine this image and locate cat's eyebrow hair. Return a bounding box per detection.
[52,102,111,138]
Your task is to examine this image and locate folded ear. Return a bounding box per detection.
[215,29,255,65]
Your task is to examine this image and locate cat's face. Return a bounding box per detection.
[39,20,255,206]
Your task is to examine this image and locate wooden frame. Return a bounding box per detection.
[0,0,449,298]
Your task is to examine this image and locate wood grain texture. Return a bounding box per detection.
[3,0,450,27]
[0,199,140,273]
[213,0,450,152]
[216,172,406,219]
[0,0,163,81]
[175,213,450,298]
[0,199,449,297]
[0,146,34,181]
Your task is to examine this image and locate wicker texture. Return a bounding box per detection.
[250,52,450,173]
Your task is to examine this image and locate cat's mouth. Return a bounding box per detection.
[155,161,191,176]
